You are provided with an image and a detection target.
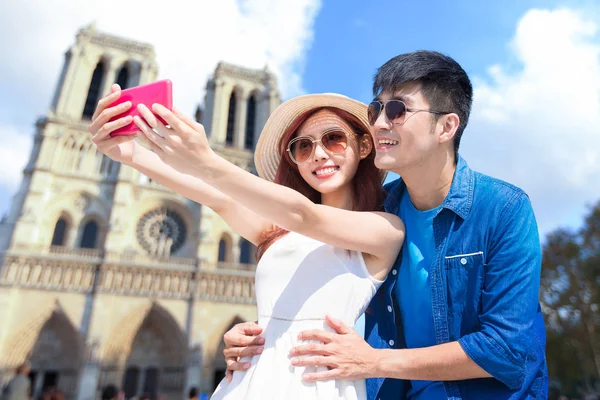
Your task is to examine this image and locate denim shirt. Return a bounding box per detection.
[365,156,548,400]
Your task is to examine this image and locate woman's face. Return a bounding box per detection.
[289,110,368,195]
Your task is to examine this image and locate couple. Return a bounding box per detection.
[90,51,547,400]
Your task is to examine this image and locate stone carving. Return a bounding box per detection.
[74,194,89,211]
[136,208,186,257]
[214,62,275,85]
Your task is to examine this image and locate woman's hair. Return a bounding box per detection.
[256,107,385,261]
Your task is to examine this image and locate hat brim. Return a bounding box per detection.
[254,93,387,184]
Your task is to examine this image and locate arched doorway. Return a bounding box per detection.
[3,308,84,400]
[101,304,187,400]
[211,317,245,391]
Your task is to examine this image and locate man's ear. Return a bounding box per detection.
[438,113,460,144]
[359,135,373,159]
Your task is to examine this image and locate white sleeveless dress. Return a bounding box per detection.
[210,231,384,400]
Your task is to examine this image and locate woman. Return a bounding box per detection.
[90,85,405,400]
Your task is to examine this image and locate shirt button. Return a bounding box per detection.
[387,305,393,312]
[392,269,397,275]
[389,340,395,347]
[460,258,467,265]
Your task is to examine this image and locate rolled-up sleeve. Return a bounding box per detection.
[458,191,542,389]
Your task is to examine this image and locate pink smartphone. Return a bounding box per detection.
[108,79,173,137]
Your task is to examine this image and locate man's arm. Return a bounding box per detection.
[291,192,541,389]
[456,191,542,389]
[290,316,490,382]
[375,342,491,381]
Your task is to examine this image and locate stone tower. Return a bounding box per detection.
[0,24,279,400]
[197,62,280,269]
[0,22,160,254]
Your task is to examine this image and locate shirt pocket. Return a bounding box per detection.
[444,251,485,337]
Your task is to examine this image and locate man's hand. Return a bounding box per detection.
[289,315,379,381]
[223,322,265,382]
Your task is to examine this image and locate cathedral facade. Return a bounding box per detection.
[0,24,280,400]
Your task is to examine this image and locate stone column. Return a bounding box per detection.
[76,341,101,400]
[211,80,225,144]
[138,60,158,86]
[100,57,118,98]
[232,237,241,264]
[139,61,151,86]
[235,92,248,149]
[185,345,202,400]
[33,373,45,399]
[55,46,82,118]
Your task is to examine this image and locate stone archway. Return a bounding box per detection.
[101,303,187,400]
[210,316,245,392]
[2,304,84,400]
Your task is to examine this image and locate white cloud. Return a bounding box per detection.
[0,124,31,190]
[0,0,321,211]
[462,7,600,237]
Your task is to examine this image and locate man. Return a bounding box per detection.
[222,51,547,399]
[187,387,198,400]
[1,362,31,400]
[101,385,119,400]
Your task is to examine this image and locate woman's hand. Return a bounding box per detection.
[134,103,213,175]
[89,84,140,165]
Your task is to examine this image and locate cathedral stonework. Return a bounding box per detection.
[0,23,280,400]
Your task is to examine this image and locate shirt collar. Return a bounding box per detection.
[383,155,474,220]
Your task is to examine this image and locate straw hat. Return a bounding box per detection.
[254,93,385,182]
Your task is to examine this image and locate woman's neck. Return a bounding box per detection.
[321,185,354,210]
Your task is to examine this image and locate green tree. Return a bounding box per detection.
[541,200,600,396]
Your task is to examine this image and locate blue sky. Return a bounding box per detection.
[0,0,599,241]
[304,0,594,98]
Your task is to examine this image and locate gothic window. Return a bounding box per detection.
[136,208,186,257]
[83,60,105,119]
[218,239,227,262]
[51,218,68,246]
[218,234,233,263]
[79,220,98,249]
[239,238,255,264]
[245,95,256,149]
[116,64,130,89]
[226,92,236,145]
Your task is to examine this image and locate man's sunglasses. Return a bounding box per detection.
[367,100,451,126]
[287,128,350,165]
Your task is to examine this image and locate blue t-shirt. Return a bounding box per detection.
[394,193,446,399]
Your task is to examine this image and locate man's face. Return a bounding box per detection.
[370,83,442,174]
